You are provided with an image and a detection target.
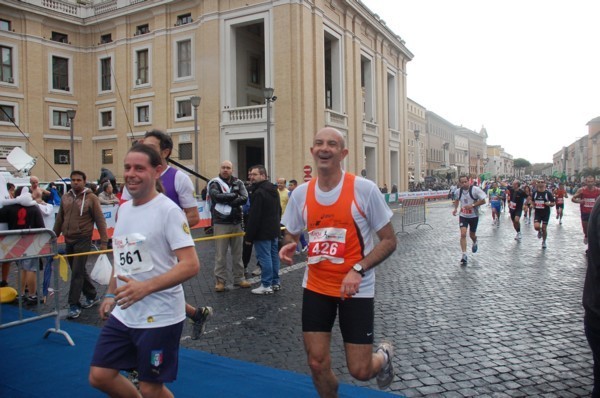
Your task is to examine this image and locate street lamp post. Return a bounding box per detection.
[67,109,76,173]
[263,87,277,176]
[414,130,420,187]
[190,95,201,196]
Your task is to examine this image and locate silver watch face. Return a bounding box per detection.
[353,264,363,273]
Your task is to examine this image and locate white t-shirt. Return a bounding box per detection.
[111,194,194,328]
[457,186,487,218]
[281,173,393,298]
[37,202,54,229]
[121,166,197,209]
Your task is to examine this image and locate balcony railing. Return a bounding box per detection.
[41,0,78,15]
[363,120,378,136]
[24,0,147,18]
[325,110,347,129]
[222,105,266,124]
[94,0,117,14]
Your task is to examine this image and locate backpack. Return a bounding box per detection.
[458,185,476,201]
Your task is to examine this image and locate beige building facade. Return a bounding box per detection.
[406,98,426,183]
[0,0,413,190]
[424,111,454,177]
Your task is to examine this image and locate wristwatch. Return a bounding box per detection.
[352,264,365,277]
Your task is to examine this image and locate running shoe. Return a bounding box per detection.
[460,254,468,265]
[82,296,100,309]
[542,241,547,249]
[272,284,281,291]
[472,240,478,253]
[251,285,274,295]
[190,306,214,340]
[67,305,81,319]
[376,341,395,389]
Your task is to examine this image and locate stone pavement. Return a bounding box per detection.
[12,199,594,397]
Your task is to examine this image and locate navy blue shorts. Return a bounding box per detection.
[459,216,479,232]
[302,288,374,344]
[90,316,184,383]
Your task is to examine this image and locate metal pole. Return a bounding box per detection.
[266,99,271,174]
[190,96,201,196]
[70,121,74,174]
[414,130,420,188]
[194,107,199,195]
[67,109,76,173]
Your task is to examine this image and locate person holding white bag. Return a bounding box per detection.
[89,143,200,397]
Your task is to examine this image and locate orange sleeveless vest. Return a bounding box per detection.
[305,173,365,297]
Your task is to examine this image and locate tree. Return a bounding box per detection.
[513,158,531,177]
[513,158,531,169]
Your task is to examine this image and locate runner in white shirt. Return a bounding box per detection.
[452,176,487,265]
[89,144,199,397]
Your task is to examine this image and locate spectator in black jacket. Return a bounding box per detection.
[245,165,282,295]
[208,160,250,292]
[585,198,600,397]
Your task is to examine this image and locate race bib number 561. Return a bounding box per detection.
[307,227,347,265]
[112,233,154,276]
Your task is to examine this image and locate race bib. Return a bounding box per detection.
[461,207,473,215]
[535,199,545,209]
[307,227,346,265]
[509,202,516,209]
[584,198,596,208]
[112,233,154,276]
[557,197,564,204]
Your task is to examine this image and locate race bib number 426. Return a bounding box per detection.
[307,227,347,265]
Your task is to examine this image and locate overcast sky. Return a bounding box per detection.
[362,0,600,164]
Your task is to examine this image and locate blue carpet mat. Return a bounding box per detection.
[0,306,397,397]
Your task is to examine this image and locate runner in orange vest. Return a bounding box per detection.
[279,127,397,395]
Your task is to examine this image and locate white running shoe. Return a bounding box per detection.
[376,341,395,389]
[251,285,273,295]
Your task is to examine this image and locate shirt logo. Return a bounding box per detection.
[183,223,190,235]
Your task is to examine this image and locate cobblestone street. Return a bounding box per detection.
[55,199,594,397]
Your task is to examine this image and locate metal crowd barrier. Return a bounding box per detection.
[0,228,74,345]
[397,197,433,235]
